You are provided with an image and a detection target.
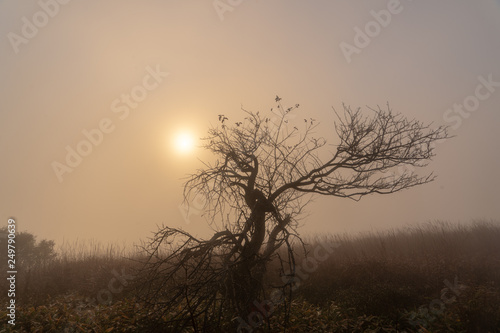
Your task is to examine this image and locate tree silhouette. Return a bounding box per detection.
[0,227,56,271]
[137,98,450,332]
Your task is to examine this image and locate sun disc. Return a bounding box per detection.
[175,132,194,153]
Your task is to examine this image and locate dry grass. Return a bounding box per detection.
[288,220,500,331]
[2,220,499,332]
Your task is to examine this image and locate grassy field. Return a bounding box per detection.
[1,221,499,332]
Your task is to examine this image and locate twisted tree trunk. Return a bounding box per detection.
[231,206,266,313]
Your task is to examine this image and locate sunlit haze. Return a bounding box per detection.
[174,131,195,154]
[1,0,499,249]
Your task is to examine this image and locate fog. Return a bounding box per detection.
[1,0,499,248]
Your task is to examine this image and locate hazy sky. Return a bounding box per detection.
[1,0,499,248]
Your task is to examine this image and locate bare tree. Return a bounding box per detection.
[136,97,450,332]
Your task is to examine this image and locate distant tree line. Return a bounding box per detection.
[0,227,56,271]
